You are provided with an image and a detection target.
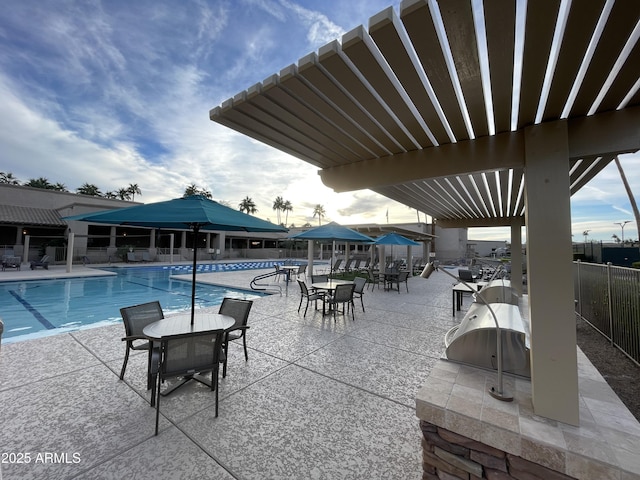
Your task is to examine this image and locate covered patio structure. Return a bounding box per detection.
[210,0,640,428]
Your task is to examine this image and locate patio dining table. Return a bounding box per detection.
[311,279,354,315]
[143,312,235,395]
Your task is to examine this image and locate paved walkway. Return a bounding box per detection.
[0,263,459,479]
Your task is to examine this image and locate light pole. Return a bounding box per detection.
[614,221,631,245]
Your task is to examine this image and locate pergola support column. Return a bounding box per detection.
[510,219,523,297]
[524,121,579,425]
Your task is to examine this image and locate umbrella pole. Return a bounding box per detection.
[190,225,200,326]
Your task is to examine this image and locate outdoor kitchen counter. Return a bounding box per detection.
[415,353,640,480]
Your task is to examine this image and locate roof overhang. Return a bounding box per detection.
[210,0,640,228]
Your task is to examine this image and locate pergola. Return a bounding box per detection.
[210,0,640,425]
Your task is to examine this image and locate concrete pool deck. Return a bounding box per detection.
[0,262,639,479]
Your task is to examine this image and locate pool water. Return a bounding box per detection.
[0,263,274,343]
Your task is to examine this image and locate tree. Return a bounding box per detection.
[612,234,620,244]
[117,187,131,200]
[128,183,141,201]
[52,182,68,192]
[239,196,257,214]
[283,200,293,226]
[104,191,117,199]
[24,177,53,189]
[0,172,20,185]
[312,204,326,226]
[77,183,102,196]
[183,184,212,198]
[273,196,284,225]
[614,157,640,240]
[582,230,590,243]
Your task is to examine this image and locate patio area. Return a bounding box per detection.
[1,264,639,479]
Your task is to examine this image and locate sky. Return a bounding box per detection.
[0,0,638,243]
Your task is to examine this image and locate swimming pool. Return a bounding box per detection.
[0,263,276,343]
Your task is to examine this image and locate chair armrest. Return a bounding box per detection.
[122,335,147,342]
[225,325,250,334]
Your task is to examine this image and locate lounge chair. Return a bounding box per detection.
[127,252,141,263]
[30,255,50,270]
[2,255,21,271]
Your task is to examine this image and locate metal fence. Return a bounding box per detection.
[574,261,640,366]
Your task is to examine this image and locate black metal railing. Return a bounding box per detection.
[574,261,640,366]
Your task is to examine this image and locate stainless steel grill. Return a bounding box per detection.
[444,281,530,378]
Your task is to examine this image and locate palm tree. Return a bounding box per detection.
[612,234,620,244]
[128,183,141,201]
[273,196,284,225]
[77,183,102,196]
[239,196,257,214]
[117,187,131,201]
[0,172,20,184]
[52,182,68,192]
[582,230,590,243]
[614,157,640,239]
[104,191,117,199]
[312,204,326,226]
[183,184,212,198]
[283,200,293,226]
[24,177,53,189]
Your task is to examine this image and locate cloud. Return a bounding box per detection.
[279,0,345,46]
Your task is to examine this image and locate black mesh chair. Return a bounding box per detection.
[151,329,225,435]
[386,270,410,293]
[119,301,164,387]
[458,269,476,283]
[311,274,328,284]
[218,298,253,378]
[352,276,367,312]
[297,279,325,316]
[325,283,356,321]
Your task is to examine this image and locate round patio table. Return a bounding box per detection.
[311,279,354,315]
[143,312,235,396]
[143,312,234,340]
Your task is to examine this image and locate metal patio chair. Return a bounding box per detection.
[352,276,367,312]
[151,329,225,435]
[324,283,356,321]
[297,279,325,316]
[218,298,253,378]
[119,301,164,387]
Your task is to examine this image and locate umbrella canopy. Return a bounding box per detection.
[64,195,287,324]
[64,195,285,232]
[373,232,420,246]
[290,222,374,276]
[290,222,374,242]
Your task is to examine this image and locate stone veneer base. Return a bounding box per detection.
[415,352,640,480]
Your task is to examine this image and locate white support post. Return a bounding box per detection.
[66,233,74,273]
[524,121,579,425]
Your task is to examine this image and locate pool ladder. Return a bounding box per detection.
[250,271,282,296]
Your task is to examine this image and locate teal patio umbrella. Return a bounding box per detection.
[65,195,287,324]
[374,232,421,270]
[373,232,420,246]
[290,222,375,275]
